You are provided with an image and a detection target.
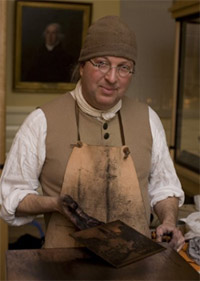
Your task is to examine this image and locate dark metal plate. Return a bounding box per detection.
[70,220,165,268]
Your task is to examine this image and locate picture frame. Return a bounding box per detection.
[14,0,92,93]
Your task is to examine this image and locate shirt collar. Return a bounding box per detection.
[70,80,122,122]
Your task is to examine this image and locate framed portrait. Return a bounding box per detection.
[14,0,92,93]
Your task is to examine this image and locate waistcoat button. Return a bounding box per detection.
[104,133,110,139]
[103,123,108,130]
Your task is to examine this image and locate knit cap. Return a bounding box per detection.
[78,15,137,63]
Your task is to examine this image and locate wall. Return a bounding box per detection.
[120,0,175,143]
[120,0,199,196]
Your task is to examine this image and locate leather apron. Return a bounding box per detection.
[44,106,150,248]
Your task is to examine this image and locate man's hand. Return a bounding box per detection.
[57,195,104,230]
[153,197,185,252]
[155,222,185,252]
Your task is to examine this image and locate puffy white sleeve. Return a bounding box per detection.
[0,109,46,226]
[148,107,185,208]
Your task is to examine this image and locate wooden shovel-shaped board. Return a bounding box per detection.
[71,220,165,268]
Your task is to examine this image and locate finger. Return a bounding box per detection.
[176,241,185,252]
[169,234,185,251]
[156,226,166,239]
[174,236,185,252]
[156,234,163,243]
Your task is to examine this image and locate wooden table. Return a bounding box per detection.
[6,246,199,280]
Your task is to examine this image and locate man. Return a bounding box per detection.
[0,16,185,250]
[26,22,73,82]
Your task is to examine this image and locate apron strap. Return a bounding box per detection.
[75,102,81,142]
[118,111,126,146]
[75,102,126,145]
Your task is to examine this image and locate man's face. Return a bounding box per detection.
[80,56,134,110]
[44,24,59,46]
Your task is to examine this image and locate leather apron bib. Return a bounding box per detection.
[44,107,150,248]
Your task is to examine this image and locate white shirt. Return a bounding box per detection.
[0,93,184,226]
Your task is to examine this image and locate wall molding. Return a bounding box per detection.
[6,106,34,153]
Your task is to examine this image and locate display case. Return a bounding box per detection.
[169,1,200,196]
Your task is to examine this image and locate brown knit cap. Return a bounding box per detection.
[78,15,137,63]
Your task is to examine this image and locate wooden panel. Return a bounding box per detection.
[169,1,200,19]
[6,246,199,280]
[170,22,181,159]
[0,0,6,165]
[0,220,8,281]
[0,0,8,280]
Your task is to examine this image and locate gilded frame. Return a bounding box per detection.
[14,0,92,93]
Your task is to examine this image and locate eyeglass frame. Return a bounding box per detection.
[89,58,135,78]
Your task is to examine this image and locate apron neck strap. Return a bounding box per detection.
[75,101,81,142]
[118,111,126,146]
[75,101,126,145]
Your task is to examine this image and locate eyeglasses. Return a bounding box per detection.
[89,59,134,78]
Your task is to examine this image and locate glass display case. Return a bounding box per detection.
[169,1,200,196]
[175,13,199,173]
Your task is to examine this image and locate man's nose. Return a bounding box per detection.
[104,67,118,83]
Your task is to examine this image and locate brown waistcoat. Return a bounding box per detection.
[39,93,152,227]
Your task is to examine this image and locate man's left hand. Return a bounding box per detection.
[155,223,185,252]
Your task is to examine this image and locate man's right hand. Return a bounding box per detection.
[57,195,104,230]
